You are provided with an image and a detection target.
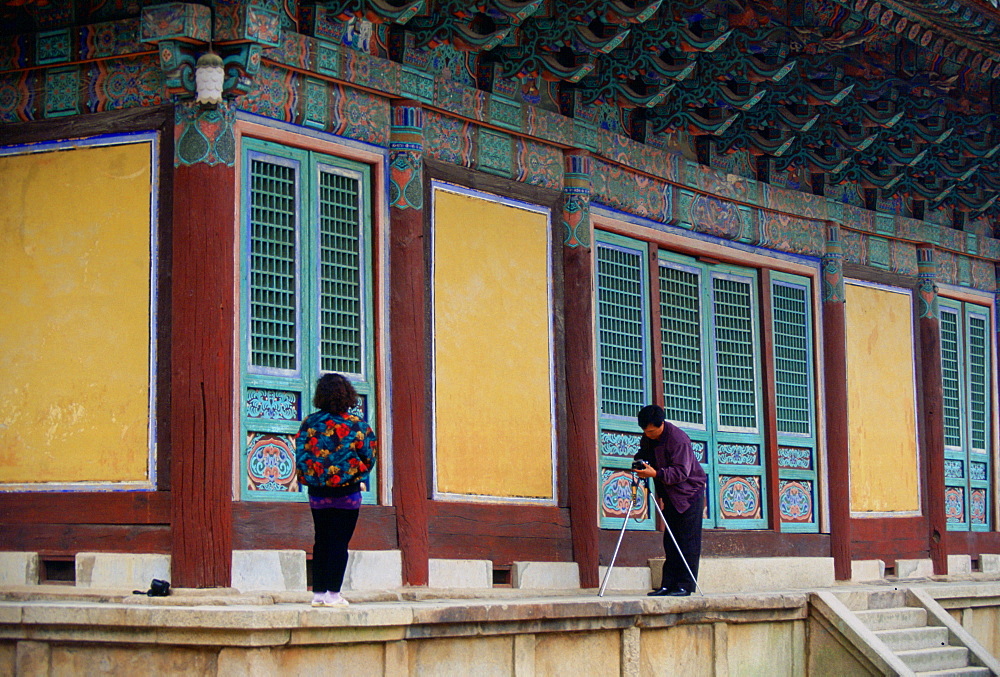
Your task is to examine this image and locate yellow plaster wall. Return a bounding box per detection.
[845,283,919,513]
[432,188,553,499]
[0,143,153,484]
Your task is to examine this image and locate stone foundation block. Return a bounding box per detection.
[851,559,886,582]
[979,554,1000,573]
[511,561,580,590]
[428,559,492,589]
[650,557,834,593]
[0,552,39,586]
[598,565,651,592]
[947,554,972,576]
[895,558,934,579]
[342,550,402,591]
[75,553,170,590]
[232,550,306,592]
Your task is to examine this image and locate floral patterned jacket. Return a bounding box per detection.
[294,411,377,491]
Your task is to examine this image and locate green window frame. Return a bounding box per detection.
[659,250,767,530]
[239,138,377,503]
[594,231,820,533]
[770,272,819,533]
[940,298,992,532]
[596,233,655,531]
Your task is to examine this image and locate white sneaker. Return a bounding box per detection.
[311,591,348,607]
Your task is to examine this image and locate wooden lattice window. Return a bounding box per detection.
[941,298,993,531]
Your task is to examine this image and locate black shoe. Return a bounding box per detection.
[647,587,671,596]
[666,587,691,597]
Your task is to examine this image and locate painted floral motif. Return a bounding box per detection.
[945,486,965,523]
[600,468,649,520]
[970,489,988,525]
[779,480,813,523]
[246,389,299,420]
[944,459,964,479]
[778,446,812,470]
[246,432,298,492]
[600,431,641,458]
[719,475,761,519]
[717,443,759,466]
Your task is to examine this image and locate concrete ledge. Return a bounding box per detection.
[232,550,306,593]
[895,558,933,579]
[75,553,170,590]
[0,553,39,587]
[947,554,972,576]
[342,550,402,591]
[428,559,492,589]
[597,566,650,592]
[650,557,835,593]
[511,562,580,590]
[850,559,885,583]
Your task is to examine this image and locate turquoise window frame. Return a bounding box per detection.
[659,250,767,530]
[940,298,992,532]
[770,271,819,533]
[595,232,655,531]
[239,138,377,504]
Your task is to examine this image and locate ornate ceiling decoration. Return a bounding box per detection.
[311,0,1000,217]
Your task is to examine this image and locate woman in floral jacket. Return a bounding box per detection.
[295,373,377,607]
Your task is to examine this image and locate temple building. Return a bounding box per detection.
[0,0,998,591]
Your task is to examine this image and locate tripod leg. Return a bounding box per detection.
[649,489,705,596]
[598,492,637,597]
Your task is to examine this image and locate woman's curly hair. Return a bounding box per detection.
[313,373,358,415]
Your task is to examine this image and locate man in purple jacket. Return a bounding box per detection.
[633,404,707,596]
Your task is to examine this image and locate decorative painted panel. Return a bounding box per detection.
[778,446,812,470]
[945,486,966,523]
[971,489,988,526]
[778,480,814,524]
[944,459,965,479]
[717,443,760,465]
[245,432,299,493]
[600,467,650,522]
[600,430,641,459]
[719,475,762,520]
[246,388,300,420]
[692,440,707,464]
[970,461,988,482]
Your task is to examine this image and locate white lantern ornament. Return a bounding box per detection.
[195,52,225,106]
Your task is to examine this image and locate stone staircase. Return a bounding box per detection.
[812,587,1000,676]
[855,602,987,675]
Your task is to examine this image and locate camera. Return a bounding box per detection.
[631,460,648,471]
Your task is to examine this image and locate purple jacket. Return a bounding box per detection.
[635,422,707,513]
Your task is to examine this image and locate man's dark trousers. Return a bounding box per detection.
[659,492,704,591]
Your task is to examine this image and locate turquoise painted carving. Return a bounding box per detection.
[562,151,591,247]
[390,104,424,210]
[174,101,236,167]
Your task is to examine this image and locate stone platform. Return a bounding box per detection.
[3,576,1000,676]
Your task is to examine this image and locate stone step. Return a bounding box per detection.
[876,625,950,652]
[914,668,991,677]
[856,606,928,631]
[897,646,970,673]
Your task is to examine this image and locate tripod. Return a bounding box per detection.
[598,470,704,597]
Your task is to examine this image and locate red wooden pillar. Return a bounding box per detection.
[917,246,948,574]
[389,101,430,586]
[562,151,600,588]
[822,221,852,580]
[169,101,236,587]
